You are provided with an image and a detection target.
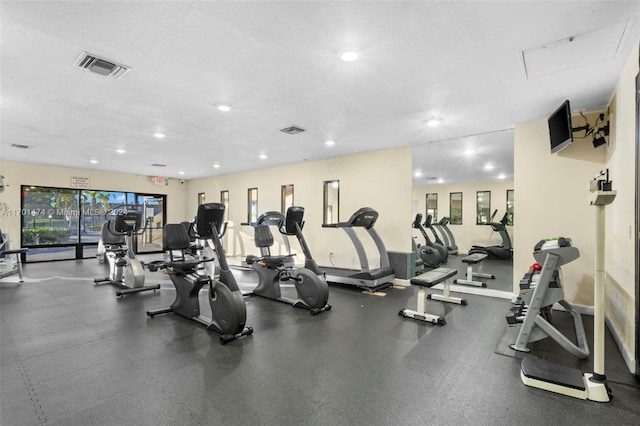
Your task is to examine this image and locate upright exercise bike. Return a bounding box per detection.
[412,213,444,269]
[146,203,252,344]
[246,207,331,315]
[94,207,160,297]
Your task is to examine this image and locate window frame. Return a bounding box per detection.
[449,192,463,225]
[323,180,340,225]
[476,190,492,225]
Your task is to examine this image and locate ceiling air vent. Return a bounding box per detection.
[75,52,130,79]
[10,143,31,149]
[280,126,306,135]
[151,163,167,168]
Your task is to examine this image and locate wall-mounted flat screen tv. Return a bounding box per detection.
[548,100,573,154]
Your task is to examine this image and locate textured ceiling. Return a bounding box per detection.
[1,1,638,185]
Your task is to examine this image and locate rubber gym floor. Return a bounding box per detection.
[1,256,639,426]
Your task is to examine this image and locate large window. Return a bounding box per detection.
[449,192,462,225]
[323,180,340,225]
[247,188,258,225]
[20,186,165,262]
[506,189,514,226]
[426,193,438,221]
[281,184,294,213]
[476,191,491,225]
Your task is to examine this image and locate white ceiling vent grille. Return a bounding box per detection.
[280,126,306,135]
[151,163,167,168]
[75,52,130,79]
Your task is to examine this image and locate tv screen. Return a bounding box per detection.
[548,100,573,154]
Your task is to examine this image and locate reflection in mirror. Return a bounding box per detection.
[323,180,339,225]
[220,190,229,221]
[426,193,438,221]
[476,191,491,224]
[412,130,514,299]
[450,192,462,224]
[507,189,514,225]
[281,184,294,213]
[247,188,258,224]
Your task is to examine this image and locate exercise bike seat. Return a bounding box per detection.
[163,224,202,272]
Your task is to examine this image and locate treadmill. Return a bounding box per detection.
[321,207,395,291]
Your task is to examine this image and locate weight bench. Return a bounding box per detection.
[454,253,495,287]
[398,267,467,325]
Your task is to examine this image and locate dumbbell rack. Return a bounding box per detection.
[506,238,589,359]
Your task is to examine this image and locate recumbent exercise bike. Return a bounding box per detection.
[246,206,331,316]
[146,202,252,344]
[94,206,160,297]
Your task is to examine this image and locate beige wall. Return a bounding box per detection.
[185,146,413,269]
[513,38,638,371]
[0,160,189,245]
[412,179,514,252]
[603,39,639,370]
[514,111,606,307]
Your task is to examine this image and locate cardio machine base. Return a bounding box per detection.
[248,265,331,316]
[94,277,160,297]
[520,355,611,402]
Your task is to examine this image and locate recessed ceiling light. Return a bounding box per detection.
[484,163,494,170]
[213,163,221,169]
[498,173,506,180]
[464,149,475,156]
[217,105,231,112]
[426,118,441,127]
[89,159,98,164]
[154,132,165,139]
[259,154,267,160]
[325,140,336,146]
[341,51,358,62]
[116,149,126,154]
[414,171,422,178]
[178,171,185,175]
[437,178,444,184]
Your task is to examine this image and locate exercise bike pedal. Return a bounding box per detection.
[219,326,254,345]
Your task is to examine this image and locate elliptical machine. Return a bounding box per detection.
[94,206,160,297]
[246,207,331,316]
[432,217,459,255]
[424,214,448,263]
[412,213,445,269]
[469,210,513,260]
[147,203,252,344]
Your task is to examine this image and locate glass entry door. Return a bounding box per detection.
[135,194,165,253]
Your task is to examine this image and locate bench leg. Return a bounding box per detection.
[398,288,446,325]
[454,264,486,287]
[428,280,468,305]
[472,262,495,279]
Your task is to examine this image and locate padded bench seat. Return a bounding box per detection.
[454,253,495,287]
[461,253,488,264]
[399,267,466,326]
[410,267,457,288]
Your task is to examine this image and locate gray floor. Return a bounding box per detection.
[1,258,639,426]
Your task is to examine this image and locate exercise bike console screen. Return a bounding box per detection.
[196,203,225,238]
[114,211,141,233]
[283,206,305,235]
